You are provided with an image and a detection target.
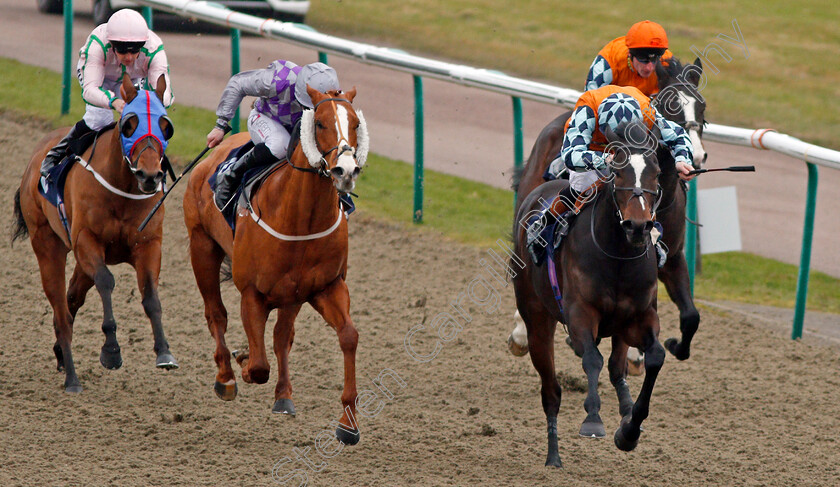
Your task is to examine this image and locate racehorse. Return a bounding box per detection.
[511,121,665,466]
[508,57,707,365]
[12,74,177,393]
[182,86,368,445]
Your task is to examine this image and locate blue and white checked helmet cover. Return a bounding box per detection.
[597,93,643,134]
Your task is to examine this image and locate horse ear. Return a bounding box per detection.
[685,57,703,87]
[120,73,137,103]
[307,85,326,106]
[343,87,357,103]
[693,57,703,72]
[154,75,167,103]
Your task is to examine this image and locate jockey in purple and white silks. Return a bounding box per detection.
[206,60,340,211]
[40,9,173,178]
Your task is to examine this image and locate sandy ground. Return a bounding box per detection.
[3,114,840,486]
[1,0,839,277]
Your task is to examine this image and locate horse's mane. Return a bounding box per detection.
[662,56,684,80]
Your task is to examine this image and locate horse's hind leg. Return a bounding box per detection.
[310,279,360,446]
[614,310,665,452]
[131,242,177,369]
[520,303,563,467]
[608,338,635,420]
[271,304,302,416]
[74,231,122,370]
[188,229,235,400]
[62,264,94,372]
[659,254,700,360]
[32,229,80,392]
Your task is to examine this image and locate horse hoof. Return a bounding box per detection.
[579,420,606,438]
[335,427,360,446]
[664,338,690,361]
[272,399,296,416]
[64,384,83,394]
[213,380,237,401]
[544,453,563,468]
[156,353,179,370]
[100,349,123,370]
[507,334,529,356]
[627,357,644,376]
[614,422,640,452]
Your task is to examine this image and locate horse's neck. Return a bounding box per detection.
[88,128,135,191]
[590,191,631,255]
[260,153,339,227]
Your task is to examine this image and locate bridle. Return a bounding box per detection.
[122,136,163,175]
[290,97,357,178]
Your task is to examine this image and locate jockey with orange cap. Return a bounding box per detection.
[40,9,173,177]
[584,20,673,96]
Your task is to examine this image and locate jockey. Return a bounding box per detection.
[207,60,340,211]
[529,86,694,262]
[40,9,173,178]
[584,20,673,96]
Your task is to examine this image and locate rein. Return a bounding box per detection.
[75,127,163,199]
[292,97,356,177]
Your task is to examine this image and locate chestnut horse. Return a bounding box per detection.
[12,74,177,393]
[183,87,368,445]
[512,122,665,466]
[508,57,707,365]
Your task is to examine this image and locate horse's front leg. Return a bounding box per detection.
[132,241,178,369]
[614,309,664,452]
[310,278,360,446]
[74,230,122,370]
[608,338,635,420]
[659,254,700,360]
[271,304,302,416]
[567,304,605,439]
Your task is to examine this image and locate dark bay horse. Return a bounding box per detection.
[508,57,707,365]
[12,74,177,393]
[512,121,665,467]
[183,87,368,445]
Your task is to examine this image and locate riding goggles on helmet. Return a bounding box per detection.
[112,41,145,55]
[629,48,666,64]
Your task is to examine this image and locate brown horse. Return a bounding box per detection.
[183,87,368,445]
[12,74,177,393]
[512,121,665,467]
[508,57,707,365]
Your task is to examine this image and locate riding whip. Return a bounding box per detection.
[137,126,231,232]
[686,165,755,176]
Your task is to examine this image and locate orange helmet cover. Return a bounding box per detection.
[625,20,668,49]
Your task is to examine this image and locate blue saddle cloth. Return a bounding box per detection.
[38,154,78,239]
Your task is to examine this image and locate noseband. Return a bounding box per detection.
[123,136,163,174]
[611,180,663,222]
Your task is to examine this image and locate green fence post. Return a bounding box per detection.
[792,163,819,340]
[413,75,424,223]
[61,0,73,115]
[511,96,524,207]
[685,178,698,294]
[318,52,328,64]
[141,7,153,29]
[230,28,241,133]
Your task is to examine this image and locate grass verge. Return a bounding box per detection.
[2,56,837,314]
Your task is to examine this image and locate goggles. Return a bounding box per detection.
[112,41,145,55]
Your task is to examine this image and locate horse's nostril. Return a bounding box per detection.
[644,221,654,232]
[331,166,344,178]
[155,171,164,182]
[702,153,708,163]
[620,220,634,232]
[352,167,360,178]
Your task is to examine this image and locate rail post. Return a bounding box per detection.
[61,0,73,115]
[512,96,523,206]
[792,163,819,339]
[413,75,424,223]
[230,28,241,133]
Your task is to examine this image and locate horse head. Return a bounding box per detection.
[118,74,173,194]
[300,86,369,194]
[604,120,661,247]
[655,57,707,168]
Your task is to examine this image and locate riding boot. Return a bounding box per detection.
[41,120,93,178]
[526,184,577,265]
[339,193,355,217]
[214,143,277,211]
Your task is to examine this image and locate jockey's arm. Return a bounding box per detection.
[549,105,605,178]
[584,55,613,91]
[145,36,173,107]
[213,68,277,131]
[79,38,116,110]
[655,114,695,180]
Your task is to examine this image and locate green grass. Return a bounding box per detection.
[308,0,840,150]
[2,57,838,314]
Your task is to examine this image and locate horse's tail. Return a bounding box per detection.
[219,256,232,282]
[11,188,29,245]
